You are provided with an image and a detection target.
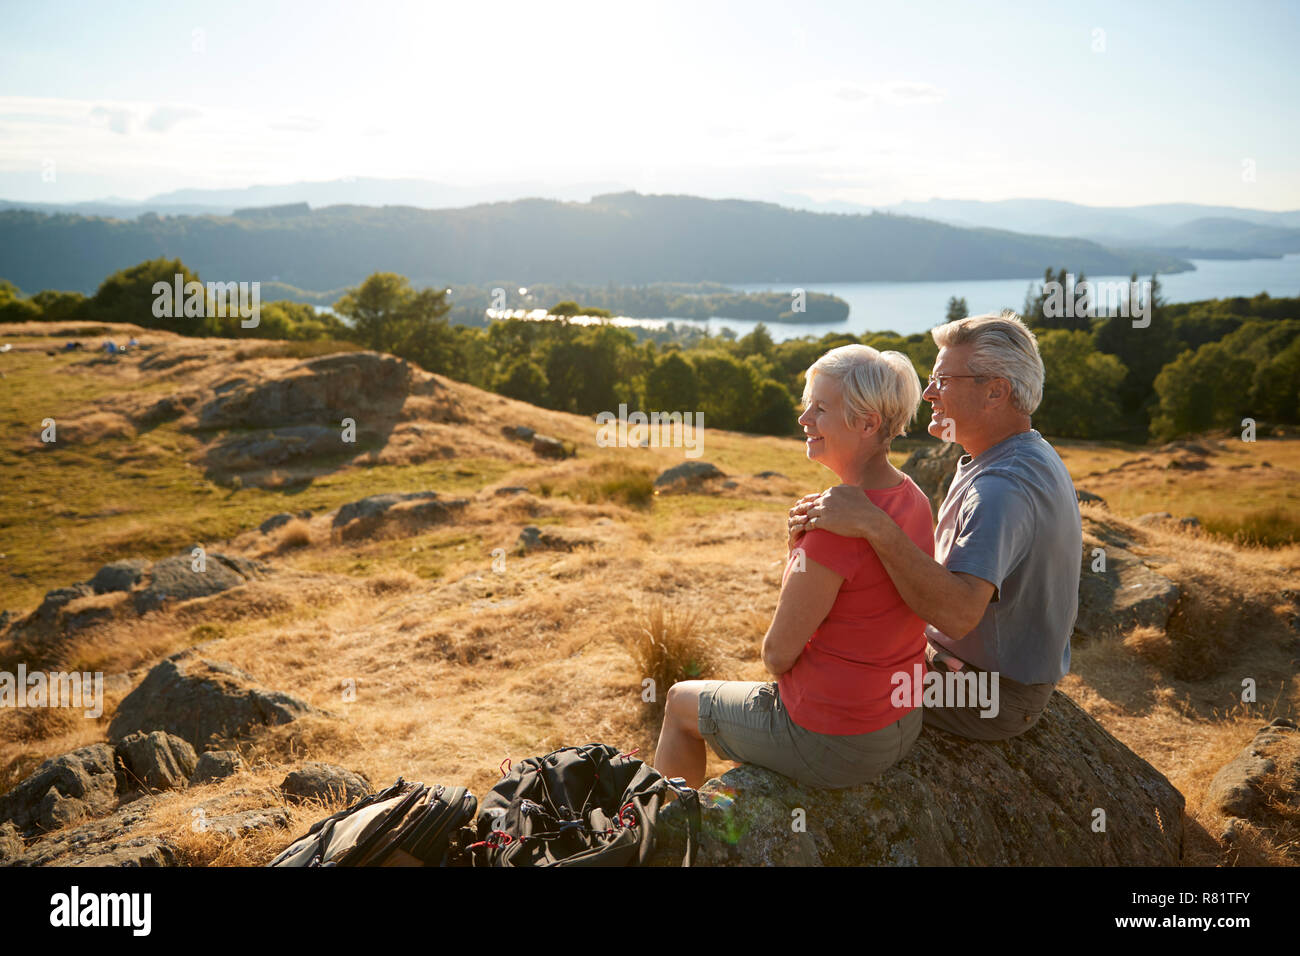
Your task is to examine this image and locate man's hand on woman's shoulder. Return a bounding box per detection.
[801,485,887,540]
[787,491,822,549]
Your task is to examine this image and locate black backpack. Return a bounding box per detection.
[469,742,702,866]
[267,778,478,867]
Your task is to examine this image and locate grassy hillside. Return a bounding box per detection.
[1,321,1296,866]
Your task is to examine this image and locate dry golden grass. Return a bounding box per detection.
[275,518,313,551]
[1060,511,1298,865]
[3,325,1298,867]
[613,599,716,717]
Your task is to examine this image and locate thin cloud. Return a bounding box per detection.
[89,105,134,134]
[146,106,202,132]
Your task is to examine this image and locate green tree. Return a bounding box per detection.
[689,351,760,430]
[92,257,202,333]
[644,351,700,412]
[0,280,41,322]
[493,356,549,404]
[1149,342,1254,440]
[1092,273,1178,431]
[1252,335,1300,424]
[738,322,774,357]
[334,273,461,374]
[400,288,464,376]
[945,296,968,323]
[543,323,636,414]
[334,272,422,353]
[31,289,88,323]
[1033,330,1128,438]
[549,300,612,318]
[746,379,798,435]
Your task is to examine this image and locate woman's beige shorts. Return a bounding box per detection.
[697,680,922,789]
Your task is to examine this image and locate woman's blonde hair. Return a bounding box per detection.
[801,344,923,439]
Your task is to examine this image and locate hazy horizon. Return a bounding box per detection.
[3,0,1297,209]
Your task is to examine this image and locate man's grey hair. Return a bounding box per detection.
[931,309,1045,415]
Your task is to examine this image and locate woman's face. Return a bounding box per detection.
[797,371,879,475]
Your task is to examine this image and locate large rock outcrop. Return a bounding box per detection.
[654,461,725,491]
[330,491,468,542]
[1075,539,1180,638]
[649,692,1184,866]
[108,652,324,751]
[899,442,964,518]
[197,352,418,430]
[133,553,271,614]
[0,744,120,837]
[9,553,273,659]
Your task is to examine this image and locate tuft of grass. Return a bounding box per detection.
[554,461,656,509]
[276,518,313,551]
[614,599,718,712]
[188,622,227,643]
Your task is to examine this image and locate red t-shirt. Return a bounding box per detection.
[777,474,935,735]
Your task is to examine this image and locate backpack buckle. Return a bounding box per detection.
[665,776,694,795]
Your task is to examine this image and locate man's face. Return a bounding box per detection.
[923,343,985,443]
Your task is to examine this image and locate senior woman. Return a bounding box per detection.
[652,345,935,790]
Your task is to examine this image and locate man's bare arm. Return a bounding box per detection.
[800,485,994,638]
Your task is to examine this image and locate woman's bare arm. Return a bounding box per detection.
[761,556,843,675]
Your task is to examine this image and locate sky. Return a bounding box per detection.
[1,0,1298,209]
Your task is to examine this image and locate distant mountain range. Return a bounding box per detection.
[876,198,1300,258]
[0,178,627,220]
[3,179,1294,265]
[0,191,1193,296]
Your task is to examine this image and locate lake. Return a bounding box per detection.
[614,254,1300,342]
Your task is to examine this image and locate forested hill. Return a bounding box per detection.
[0,191,1189,295]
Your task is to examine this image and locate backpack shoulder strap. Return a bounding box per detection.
[665,777,702,867]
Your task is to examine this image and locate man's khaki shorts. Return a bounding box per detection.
[920,641,1056,740]
[697,680,922,789]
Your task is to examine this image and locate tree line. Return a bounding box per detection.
[2,258,1295,442]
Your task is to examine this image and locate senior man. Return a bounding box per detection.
[790,310,1082,740]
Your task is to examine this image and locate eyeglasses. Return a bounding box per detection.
[926,373,987,391]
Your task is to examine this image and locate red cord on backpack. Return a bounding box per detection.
[465,832,509,853]
[618,801,638,829]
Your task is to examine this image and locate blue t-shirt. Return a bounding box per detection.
[926,429,1082,685]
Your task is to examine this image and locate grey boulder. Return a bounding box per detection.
[649,693,1184,866]
[0,743,120,837]
[190,750,243,785]
[115,730,198,793]
[1206,718,1299,819]
[279,762,373,806]
[108,652,323,751]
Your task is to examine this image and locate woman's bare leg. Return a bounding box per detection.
[653,680,708,789]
